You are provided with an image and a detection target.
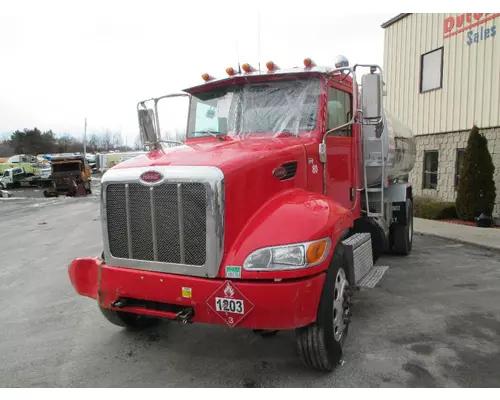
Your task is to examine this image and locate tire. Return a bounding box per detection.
[295,244,352,371]
[392,198,413,255]
[99,305,160,330]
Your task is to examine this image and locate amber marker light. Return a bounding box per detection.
[306,240,328,265]
[241,63,254,73]
[266,61,279,71]
[226,67,237,76]
[303,58,316,68]
[201,73,214,82]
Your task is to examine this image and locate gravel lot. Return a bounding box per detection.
[1,186,500,388]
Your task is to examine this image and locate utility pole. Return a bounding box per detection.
[83,117,87,157]
[257,11,261,72]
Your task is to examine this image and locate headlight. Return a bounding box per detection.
[243,238,331,271]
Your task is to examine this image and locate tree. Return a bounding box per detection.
[112,132,123,149]
[0,140,14,157]
[99,131,113,151]
[56,133,74,153]
[8,128,58,154]
[133,135,143,150]
[455,125,496,220]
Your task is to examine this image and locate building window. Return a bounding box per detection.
[420,47,444,93]
[327,86,352,136]
[423,151,439,189]
[455,148,465,190]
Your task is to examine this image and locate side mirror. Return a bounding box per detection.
[137,108,158,145]
[361,72,382,120]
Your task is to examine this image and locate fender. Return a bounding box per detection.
[222,188,354,280]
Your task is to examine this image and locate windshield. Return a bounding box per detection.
[187,78,321,139]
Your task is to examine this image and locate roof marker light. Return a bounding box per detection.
[201,73,214,82]
[303,58,316,68]
[226,67,237,76]
[241,63,255,73]
[266,61,279,71]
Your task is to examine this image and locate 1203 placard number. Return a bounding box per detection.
[215,297,244,314]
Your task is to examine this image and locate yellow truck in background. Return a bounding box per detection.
[43,155,92,197]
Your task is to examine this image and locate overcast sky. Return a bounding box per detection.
[0,0,395,145]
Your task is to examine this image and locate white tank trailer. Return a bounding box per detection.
[361,110,416,188]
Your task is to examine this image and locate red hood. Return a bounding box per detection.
[114,136,309,175]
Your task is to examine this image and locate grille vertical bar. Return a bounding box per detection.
[150,187,158,261]
[177,183,185,264]
[125,184,133,258]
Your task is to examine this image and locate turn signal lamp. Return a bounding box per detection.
[241,63,255,73]
[303,58,316,68]
[266,61,279,71]
[306,239,328,265]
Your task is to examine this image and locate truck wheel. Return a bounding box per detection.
[392,198,413,255]
[99,306,160,330]
[295,245,352,371]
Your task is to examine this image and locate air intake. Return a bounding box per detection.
[280,162,297,180]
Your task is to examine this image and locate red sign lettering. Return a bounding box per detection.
[443,13,500,39]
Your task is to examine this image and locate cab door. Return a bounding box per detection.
[324,83,356,210]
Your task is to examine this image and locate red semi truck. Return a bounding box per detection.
[68,56,416,371]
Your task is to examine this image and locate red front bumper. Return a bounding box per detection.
[68,258,325,330]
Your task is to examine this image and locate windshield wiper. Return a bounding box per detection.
[192,130,228,141]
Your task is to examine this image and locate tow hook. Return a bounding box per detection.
[175,308,194,324]
[111,299,127,308]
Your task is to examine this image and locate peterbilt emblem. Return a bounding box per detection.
[139,170,164,184]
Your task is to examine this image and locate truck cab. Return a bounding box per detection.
[45,155,92,196]
[69,56,415,372]
[0,167,32,189]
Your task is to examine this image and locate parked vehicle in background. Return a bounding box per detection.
[44,155,92,197]
[0,154,40,174]
[95,151,147,173]
[0,166,52,189]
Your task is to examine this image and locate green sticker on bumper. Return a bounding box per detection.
[225,266,241,278]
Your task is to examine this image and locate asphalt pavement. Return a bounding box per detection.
[1,188,500,388]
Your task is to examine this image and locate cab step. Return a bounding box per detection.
[342,233,389,289]
[357,266,389,288]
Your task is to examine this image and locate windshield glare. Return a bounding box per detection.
[187,78,321,139]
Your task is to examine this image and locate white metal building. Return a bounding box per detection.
[381,13,500,217]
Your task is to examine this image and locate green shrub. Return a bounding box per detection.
[413,196,433,217]
[413,196,457,220]
[455,125,496,221]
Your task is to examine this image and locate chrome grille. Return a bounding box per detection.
[106,182,207,265]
